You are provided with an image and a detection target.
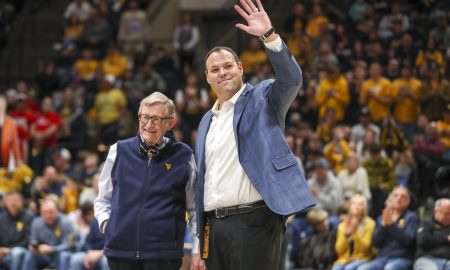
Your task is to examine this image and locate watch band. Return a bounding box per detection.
[258,27,275,42]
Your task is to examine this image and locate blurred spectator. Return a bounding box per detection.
[347,0,368,23]
[324,126,352,174]
[436,105,450,162]
[394,33,417,68]
[306,4,329,39]
[57,87,86,157]
[35,62,60,101]
[151,46,180,99]
[415,37,445,69]
[83,8,111,59]
[380,116,409,157]
[308,158,343,215]
[0,190,33,270]
[414,198,450,270]
[101,44,128,78]
[358,186,419,270]
[355,129,386,162]
[392,150,416,188]
[0,95,22,172]
[63,13,85,50]
[293,208,340,269]
[67,202,94,253]
[30,97,61,175]
[173,13,199,75]
[69,218,108,270]
[360,62,392,123]
[94,75,127,147]
[32,166,64,201]
[129,62,166,106]
[15,81,40,113]
[249,61,274,85]
[22,197,74,270]
[351,107,380,145]
[316,65,349,122]
[239,37,267,77]
[63,0,93,23]
[332,194,375,270]
[391,65,422,143]
[283,3,308,61]
[175,72,209,136]
[78,173,99,206]
[377,3,410,40]
[338,155,371,202]
[363,143,395,218]
[345,64,365,126]
[0,163,33,196]
[311,40,338,76]
[316,107,338,144]
[118,0,150,59]
[429,11,450,54]
[418,64,450,122]
[385,58,400,81]
[73,48,99,82]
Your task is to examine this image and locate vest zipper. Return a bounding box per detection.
[136,158,152,259]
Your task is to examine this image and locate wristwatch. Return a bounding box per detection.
[258,27,275,42]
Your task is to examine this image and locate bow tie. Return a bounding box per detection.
[139,140,161,159]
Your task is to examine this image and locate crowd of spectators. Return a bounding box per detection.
[0,0,449,269]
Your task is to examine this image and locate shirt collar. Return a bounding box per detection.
[211,83,246,114]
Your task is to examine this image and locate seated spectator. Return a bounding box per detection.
[308,158,343,215]
[414,198,450,270]
[63,0,93,23]
[418,64,450,122]
[333,194,375,270]
[69,218,108,270]
[415,37,445,69]
[355,129,383,162]
[32,166,64,201]
[338,155,371,203]
[0,191,34,270]
[294,208,340,270]
[358,186,419,270]
[22,197,74,270]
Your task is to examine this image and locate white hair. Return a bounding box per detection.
[139,92,175,118]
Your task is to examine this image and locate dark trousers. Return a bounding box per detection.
[205,206,284,270]
[107,257,181,270]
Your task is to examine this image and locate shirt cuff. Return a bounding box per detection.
[263,35,282,52]
[97,212,110,233]
[191,236,200,254]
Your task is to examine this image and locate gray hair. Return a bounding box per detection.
[435,198,450,209]
[139,92,175,118]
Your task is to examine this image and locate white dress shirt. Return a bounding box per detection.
[203,36,283,211]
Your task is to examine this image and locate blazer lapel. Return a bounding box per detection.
[233,83,252,147]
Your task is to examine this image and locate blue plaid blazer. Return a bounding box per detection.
[194,42,315,238]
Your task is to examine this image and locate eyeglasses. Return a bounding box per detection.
[138,114,172,125]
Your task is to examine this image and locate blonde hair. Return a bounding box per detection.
[350,193,368,218]
[139,92,175,118]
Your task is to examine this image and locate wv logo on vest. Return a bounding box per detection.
[165,163,172,170]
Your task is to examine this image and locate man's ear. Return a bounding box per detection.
[167,117,177,129]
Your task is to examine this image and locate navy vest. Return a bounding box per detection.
[104,136,192,260]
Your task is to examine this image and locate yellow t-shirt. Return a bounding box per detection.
[306,16,329,38]
[74,59,99,80]
[94,89,127,125]
[317,75,349,120]
[239,50,268,75]
[360,77,392,121]
[391,78,422,123]
[101,54,128,77]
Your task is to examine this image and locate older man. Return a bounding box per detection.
[94,92,196,270]
[414,198,450,270]
[358,186,420,270]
